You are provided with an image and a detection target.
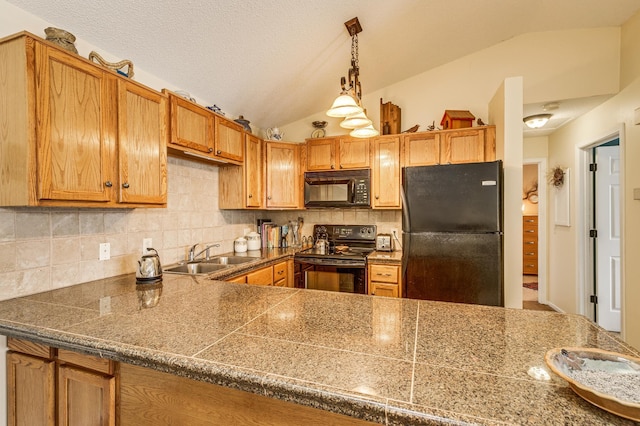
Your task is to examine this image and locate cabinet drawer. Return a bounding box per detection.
[369,264,399,284]
[247,266,273,286]
[227,274,247,284]
[58,349,114,375]
[523,215,538,225]
[8,337,54,359]
[523,249,538,259]
[273,261,287,281]
[273,278,287,287]
[523,238,537,248]
[523,260,538,274]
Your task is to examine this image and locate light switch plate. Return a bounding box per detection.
[99,243,110,261]
[142,238,153,253]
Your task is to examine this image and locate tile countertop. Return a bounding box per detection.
[0,254,638,425]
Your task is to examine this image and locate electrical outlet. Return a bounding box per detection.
[99,243,110,261]
[142,238,153,253]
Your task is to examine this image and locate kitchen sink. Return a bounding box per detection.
[164,263,230,275]
[202,256,258,265]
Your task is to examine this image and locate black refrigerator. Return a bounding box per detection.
[401,161,504,306]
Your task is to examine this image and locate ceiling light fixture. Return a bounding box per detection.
[523,114,552,129]
[326,17,378,137]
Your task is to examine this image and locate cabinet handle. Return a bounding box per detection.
[277,270,284,275]
[104,181,113,188]
[122,182,130,189]
[526,241,535,245]
[526,264,535,267]
[526,252,535,256]
[376,273,392,277]
[208,148,214,153]
[525,219,535,223]
[526,230,535,233]
[216,150,221,155]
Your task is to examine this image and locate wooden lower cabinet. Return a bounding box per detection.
[227,260,293,287]
[368,263,402,298]
[119,363,373,425]
[7,351,55,426]
[7,337,115,426]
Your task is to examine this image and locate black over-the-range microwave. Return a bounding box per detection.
[303,169,370,208]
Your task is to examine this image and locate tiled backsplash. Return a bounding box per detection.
[0,156,401,300]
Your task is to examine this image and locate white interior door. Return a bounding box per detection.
[595,145,621,331]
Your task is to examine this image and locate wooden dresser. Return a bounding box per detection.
[522,215,538,275]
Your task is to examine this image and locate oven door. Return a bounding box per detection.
[295,258,367,294]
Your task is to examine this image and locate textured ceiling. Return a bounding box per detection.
[6,0,640,131]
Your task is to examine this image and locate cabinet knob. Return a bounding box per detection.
[104,181,113,188]
[267,196,272,200]
[330,164,335,169]
[375,195,379,199]
[216,150,221,155]
[277,270,284,275]
[248,194,253,198]
[122,182,130,189]
[208,148,214,153]
[339,164,343,169]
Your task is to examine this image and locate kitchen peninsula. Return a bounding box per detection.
[1,253,637,425]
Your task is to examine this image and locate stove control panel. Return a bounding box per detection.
[313,225,376,242]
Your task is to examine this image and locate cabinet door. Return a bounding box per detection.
[58,364,115,426]
[306,138,336,170]
[372,136,401,208]
[265,142,300,209]
[369,282,399,298]
[36,43,114,202]
[227,274,247,284]
[168,94,214,154]
[117,80,168,205]
[402,133,440,167]
[273,260,288,286]
[245,134,262,208]
[246,266,273,286]
[338,137,369,169]
[215,116,244,162]
[440,128,487,164]
[7,351,55,426]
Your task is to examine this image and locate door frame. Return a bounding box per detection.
[523,157,548,304]
[576,125,625,327]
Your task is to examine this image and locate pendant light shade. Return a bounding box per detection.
[326,92,363,117]
[340,110,372,129]
[350,124,379,138]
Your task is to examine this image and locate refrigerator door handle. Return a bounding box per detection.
[400,183,410,232]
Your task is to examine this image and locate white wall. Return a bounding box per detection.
[282,27,620,142]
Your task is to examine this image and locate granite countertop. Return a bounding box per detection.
[367,250,402,264]
[0,252,637,425]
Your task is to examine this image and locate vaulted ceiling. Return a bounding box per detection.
[7,0,640,132]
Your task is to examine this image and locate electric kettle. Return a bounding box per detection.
[136,248,162,281]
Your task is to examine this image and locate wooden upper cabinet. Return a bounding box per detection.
[306,136,369,171]
[215,116,244,162]
[218,134,262,209]
[372,135,401,209]
[441,126,495,164]
[117,80,168,205]
[401,126,495,167]
[245,134,262,208]
[0,32,167,208]
[402,132,441,167]
[36,42,114,203]
[168,93,214,154]
[265,141,301,209]
[338,137,370,169]
[306,138,336,170]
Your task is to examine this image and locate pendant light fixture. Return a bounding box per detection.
[326,17,379,137]
[523,114,552,129]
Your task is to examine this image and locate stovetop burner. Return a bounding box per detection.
[296,224,377,261]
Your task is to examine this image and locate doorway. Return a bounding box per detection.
[590,139,621,331]
[522,158,548,307]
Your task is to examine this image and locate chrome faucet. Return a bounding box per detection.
[188,243,220,262]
